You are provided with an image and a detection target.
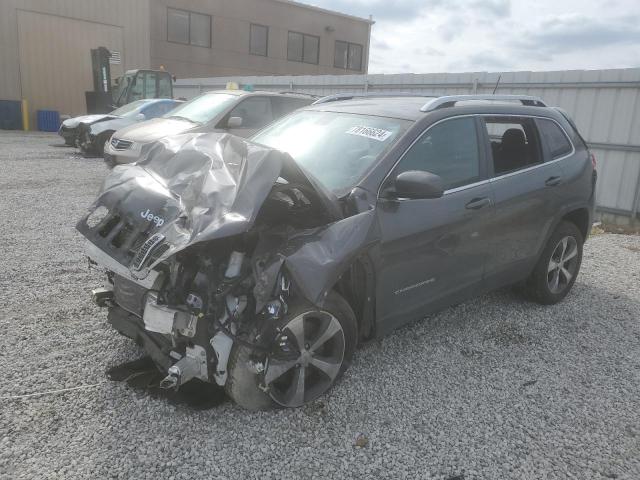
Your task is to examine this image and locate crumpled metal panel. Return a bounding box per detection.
[78,133,288,276]
[251,210,378,310]
[78,131,377,308]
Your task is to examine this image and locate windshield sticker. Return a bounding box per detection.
[346,126,393,142]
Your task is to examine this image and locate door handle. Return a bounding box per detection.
[465,197,492,210]
[545,176,563,187]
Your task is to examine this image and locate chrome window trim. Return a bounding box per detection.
[377,113,576,200]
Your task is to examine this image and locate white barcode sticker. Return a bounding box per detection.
[346,126,393,142]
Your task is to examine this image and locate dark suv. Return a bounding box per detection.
[78,94,596,410]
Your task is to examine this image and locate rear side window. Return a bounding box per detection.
[396,117,482,190]
[537,118,573,159]
[483,117,542,175]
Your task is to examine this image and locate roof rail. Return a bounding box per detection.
[278,91,319,99]
[314,92,437,105]
[420,95,547,112]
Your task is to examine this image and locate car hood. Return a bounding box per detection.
[63,114,115,129]
[76,132,343,279]
[89,117,137,136]
[113,118,197,144]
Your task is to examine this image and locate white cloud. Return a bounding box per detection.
[310,0,640,73]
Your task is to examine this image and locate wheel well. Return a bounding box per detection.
[333,256,376,342]
[562,208,590,240]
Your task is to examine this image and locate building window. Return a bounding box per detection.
[287,31,319,64]
[335,41,363,70]
[250,24,269,56]
[167,8,211,48]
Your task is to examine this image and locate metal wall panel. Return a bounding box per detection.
[175,68,640,216]
[0,0,151,117]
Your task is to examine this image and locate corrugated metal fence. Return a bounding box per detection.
[176,69,640,219]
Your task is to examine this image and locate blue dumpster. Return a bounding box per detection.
[37,110,61,132]
[0,100,22,130]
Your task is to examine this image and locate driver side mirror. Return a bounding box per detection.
[227,116,243,128]
[387,170,445,200]
[135,113,146,121]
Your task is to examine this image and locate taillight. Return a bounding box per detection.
[590,153,597,170]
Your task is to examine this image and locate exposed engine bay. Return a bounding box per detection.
[78,133,377,408]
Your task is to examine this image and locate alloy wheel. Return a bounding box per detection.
[265,310,345,407]
[547,235,579,294]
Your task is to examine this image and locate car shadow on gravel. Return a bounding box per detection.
[106,356,228,410]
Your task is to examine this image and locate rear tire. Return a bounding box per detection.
[524,221,583,304]
[225,291,357,410]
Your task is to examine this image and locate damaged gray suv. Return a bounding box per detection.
[78,94,596,409]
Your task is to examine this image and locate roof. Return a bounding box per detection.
[270,0,374,24]
[306,94,556,121]
[201,89,316,100]
[307,96,429,121]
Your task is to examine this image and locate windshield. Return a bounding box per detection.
[252,110,408,192]
[163,93,237,124]
[110,100,149,117]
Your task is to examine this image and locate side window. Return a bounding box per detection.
[250,24,269,56]
[229,97,273,129]
[537,118,573,159]
[287,31,319,64]
[483,117,542,175]
[271,97,310,118]
[396,117,482,190]
[158,75,172,98]
[128,72,144,102]
[144,73,157,98]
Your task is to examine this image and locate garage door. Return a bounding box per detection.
[17,10,124,121]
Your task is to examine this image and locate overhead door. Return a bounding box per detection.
[17,10,124,121]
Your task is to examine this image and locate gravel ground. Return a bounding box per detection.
[1,130,639,480]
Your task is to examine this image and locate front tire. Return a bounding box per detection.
[225,291,357,410]
[524,221,583,304]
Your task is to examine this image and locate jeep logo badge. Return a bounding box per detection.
[140,209,165,227]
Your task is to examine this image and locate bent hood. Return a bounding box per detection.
[113,118,197,144]
[89,117,137,136]
[63,114,115,129]
[76,132,341,279]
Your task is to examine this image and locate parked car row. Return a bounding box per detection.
[75,93,596,410]
[60,91,315,162]
[59,99,181,153]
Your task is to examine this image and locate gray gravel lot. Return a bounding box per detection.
[1,130,639,480]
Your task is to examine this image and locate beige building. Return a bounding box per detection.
[0,0,372,121]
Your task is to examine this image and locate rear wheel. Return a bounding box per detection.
[225,291,357,410]
[524,221,583,304]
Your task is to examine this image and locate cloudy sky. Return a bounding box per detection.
[310,0,640,73]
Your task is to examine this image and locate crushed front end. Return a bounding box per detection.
[77,132,375,408]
